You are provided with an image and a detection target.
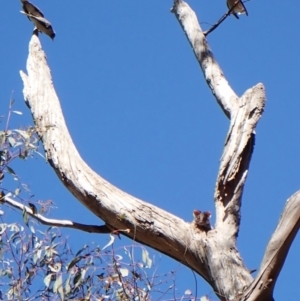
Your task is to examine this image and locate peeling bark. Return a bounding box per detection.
[17,1,298,300]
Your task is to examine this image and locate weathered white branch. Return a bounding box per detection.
[3,193,111,234]
[170,2,299,301]
[171,0,266,241]
[20,35,254,300]
[19,35,210,281]
[18,1,298,299]
[242,191,300,301]
[171,0,239,118]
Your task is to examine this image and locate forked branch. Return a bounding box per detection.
[19,35,213,284]
[19,1,298,300]
[171,2,299,301]
[171,0,266,239]
[19,34,253,300]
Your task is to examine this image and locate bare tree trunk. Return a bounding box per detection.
[19,1,299,300]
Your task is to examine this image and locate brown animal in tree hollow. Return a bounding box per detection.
[193,210,212,231]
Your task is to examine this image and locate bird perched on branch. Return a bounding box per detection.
[28,202,38,215]
[193,210,212,231]
[227,0,248,19]
[20,0,55,40]
[27,15,55,40]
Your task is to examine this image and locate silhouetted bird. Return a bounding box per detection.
[28,15,55,40]
[28,202,38,215]
[20,0,55,40]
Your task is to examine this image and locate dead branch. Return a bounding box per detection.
[171,0,266,240]
[19,34,253,300]
[171,0,239,118]
[170,2,299,301]
[3,193,111,234]
[242,191,300,301]
[18,1,298,300]
[19,35,214,283]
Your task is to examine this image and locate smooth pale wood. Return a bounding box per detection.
[18,1,299,300]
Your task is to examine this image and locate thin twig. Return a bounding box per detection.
[2,192,115,234]
[204,1,247,36]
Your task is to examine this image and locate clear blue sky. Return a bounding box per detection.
[1,0,299,300]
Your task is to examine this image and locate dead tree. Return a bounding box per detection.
[18,1,299,300]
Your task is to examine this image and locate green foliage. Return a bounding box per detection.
[0,101,42,190]
[0,220,180,301]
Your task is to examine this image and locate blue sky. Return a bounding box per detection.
[1,0,299,300]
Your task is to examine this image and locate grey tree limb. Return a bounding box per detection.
[171,1,298,301]
[242,191,300,301]
[18,1,298,299]
[19,34,253,300]
[171,0,239,118]
[171,0,265,240]
[19,35,213,284]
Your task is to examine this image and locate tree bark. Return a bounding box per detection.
[19,1,299,300]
